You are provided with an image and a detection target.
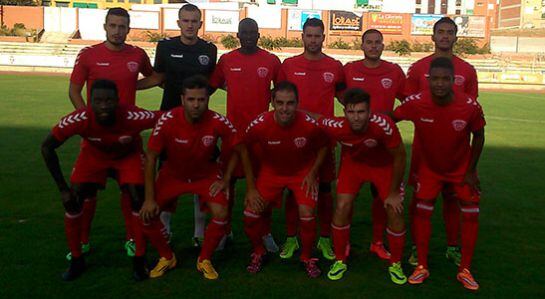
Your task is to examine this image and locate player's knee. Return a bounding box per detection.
[213,207,228,220]
[387,213,405,231]
[125,184,145,212]
[415,199,435,218]
[319,183,331,194]
[460,202,479,221]
[298,204,314,218]
[335,201,352,218]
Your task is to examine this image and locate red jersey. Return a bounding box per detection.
[148,108,239,181]
[52,105,159,160]
[405,54,478,98]
[277,54,345,117]
[70,43,153,106]
[319,113,402,167]
[210,48,281,131]
[343,60,406,113]
[244,111,328,177]
[393,90,485,180]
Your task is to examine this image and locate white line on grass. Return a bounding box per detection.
[488,116,545,124]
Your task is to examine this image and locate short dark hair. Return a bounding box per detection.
[429,57,454,75]
[181,75,209,95]
[433,17,457,35]
[105,7,130,25]
[90,79,119,101]
[179,3,201,18]
[272,81,299,101]
[343,88,370,107]
[303,18,324,32]
[362,29,383,41]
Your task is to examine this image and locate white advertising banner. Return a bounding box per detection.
[204,10,239,32]
[163,8,180,30]
[79,8,107,40]
[129,11,160,30]
[247,6,281,29]
[44,7,77,33]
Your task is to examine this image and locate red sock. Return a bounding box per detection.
[243,210,266,255]
[226,183,236,235]
[299,216,317,261]
[371,195,387,244]
[332,223,350,261]
[414,201,434,268]
[386,227,406,264]
[442,190,460,247]
[80,197,96,244]
[199,218,227,261]
[262,207,273,235]
[131,212,146,257]
[285,193,298,236]
[141,218,173,259]
[318,192,333,237]
[408,195,418,244]
[460,205,479,271]
[64,212,83,258]
[120,190,134,241]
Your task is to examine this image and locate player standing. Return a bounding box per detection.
[242,81,328,278]
[277,18,345,260]
[342,29,406,260]
[68,7,154,259]
[404,17,479,267]
[42,80,159,281]
[138,76,239,280]
[137,3,218,247]
[394,57,485,290]
[209,18,281,252]
[320,88,407,284]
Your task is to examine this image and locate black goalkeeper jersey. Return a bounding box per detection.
[154,37,217,111]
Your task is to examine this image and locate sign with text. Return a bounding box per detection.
[453,15,486,38]
[205,10,239,33]
[368,12,403,35]
[329,10,362,31]
[411,14,443,35]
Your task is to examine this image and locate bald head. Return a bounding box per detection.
[237,18,259,53]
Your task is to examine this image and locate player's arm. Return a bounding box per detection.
[137,71,165,90]
[464,128,485,191]
[41,133,81,214]
[68,83,86,109]
[140,149,160,223]
[302,145,327,197]
[209,145,239,197]
[384,142,407,214]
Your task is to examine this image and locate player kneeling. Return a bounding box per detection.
[319,88,407,284]
[241,81,328,278]
[41,79,160,281]
[139,75,241,280]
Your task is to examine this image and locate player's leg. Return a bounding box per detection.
[216,178,237,251]
[193,195,206,246]
[119,188,136,257]
[456,184,481,291]
[385,200,407,285]
[370,185,390,260]
[298,203,321,278]
[442,185,462,266]
[124,184,149,281]
[327,193,354,281]
[280,191,299,258]
[197,200,228,280]
[316,182,335,260]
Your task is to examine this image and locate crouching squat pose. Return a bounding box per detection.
[318,88,407,284]
[41,79,160,281]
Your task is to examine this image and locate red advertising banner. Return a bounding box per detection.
[368,12,403,35]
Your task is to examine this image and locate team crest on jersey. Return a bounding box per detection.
[202,135,214,147]
[127,61,139,73]
[257,67,269,78]
[452,120,467,131]
[323,72,334,83]
[454,75,465,86]
[364,139,378,148]
[198,55,210,66]
[293,137,307,148]
[118,135,133,144]
[381,78,393,89]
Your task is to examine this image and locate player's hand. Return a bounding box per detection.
[464,171,481,193]
[301,171,318,199]
[61,189,82,215]
[384,191,404,215]
[139,199,160,224]
[209,178,229,197]
[245,188,265,213]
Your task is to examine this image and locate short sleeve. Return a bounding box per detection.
[51,109,88,142]
[127,106,162,131]
[139,49,154,77]
[214,112,239,149]
[207,43,218,76]
[209,56,226,89]
[147,111,172,153]
[243,114,265,145]
[381,117,402,149]
[393,97,417,122]
[468,102,486,132]
[395,64,407,101]
[276,62,288,83]
[271,55,282,83]
[466,66,479,99]
[153,41,166,73]
[334,60,346,92]
[70,48,89,85]
[404,63,420,96]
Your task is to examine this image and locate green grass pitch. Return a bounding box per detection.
[0,74,544,298]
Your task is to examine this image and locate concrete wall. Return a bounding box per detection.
[2,6,44,30]
[491,35,545,53]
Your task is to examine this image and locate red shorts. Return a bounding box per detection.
[319,147,336,183]
[414,164,480,203]
[336,160,395,200]
[228,143,262,179]
[154,171,228,211]
[70,150,144,186]
[256,172,318,209]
